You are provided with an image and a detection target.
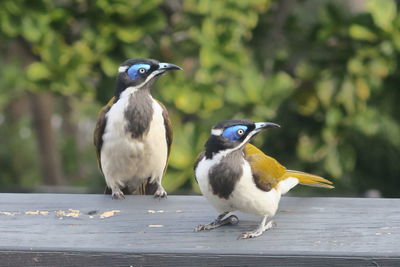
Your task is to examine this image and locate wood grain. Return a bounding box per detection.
[0,194,399,266]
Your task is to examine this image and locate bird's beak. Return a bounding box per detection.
[242,121,280,147]
[158,62,183,72]
[254,122,280,132]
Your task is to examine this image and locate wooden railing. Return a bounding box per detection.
[0,194,399,266]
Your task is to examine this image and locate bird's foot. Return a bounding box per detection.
[111,190,125,200]
[194,215,239,232]
[238,220,274,239]
[153,186,167,199]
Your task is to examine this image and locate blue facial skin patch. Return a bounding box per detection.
[222,125,248,142]
[127,64,151,80]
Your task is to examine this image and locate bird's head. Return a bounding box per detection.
[204,119,280,159]
[115,58,182,98]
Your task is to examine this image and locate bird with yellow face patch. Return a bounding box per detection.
[194,119,333,239]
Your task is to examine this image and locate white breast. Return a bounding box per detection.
[145,98,168,183]
[196,154,235,213]
[229,161,281,216]
[196,153,292,217]
[100,89,168,189]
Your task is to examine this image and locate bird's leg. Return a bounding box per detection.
[107,180,126,199]
[111,187,125,200]
[194,212,239,232]
[153,180,167,199]
[238,216,274,239]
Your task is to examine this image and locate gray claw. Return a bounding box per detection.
[154,187,167,199]
[112,190,125,200]
[194,215,239,232]
[224,215,239,226]
[194,224,208,232]
[238,231,259,239]
[237,220,274,239]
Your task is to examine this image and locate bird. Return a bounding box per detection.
[194,119,334,239]
[94,58,182,199]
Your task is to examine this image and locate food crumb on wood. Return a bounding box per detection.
[0,211,20,216]
[148,224,164,228]
[147,210,166,213]
[25,210,49,215]
[56,209,80,218]
[375,232,392,235]
[380,226,400,230]
[100,210,120,218]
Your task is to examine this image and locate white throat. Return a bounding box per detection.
[119,69,164,99]
[119,86,139,99]
[207,132,257,161]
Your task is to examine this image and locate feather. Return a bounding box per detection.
[244,143,334,191]
[283,170,334,189]
[139,99,173,195]
[93,97,116,173]
[155,99,173,173]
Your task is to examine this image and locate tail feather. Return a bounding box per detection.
[283,170,334,189]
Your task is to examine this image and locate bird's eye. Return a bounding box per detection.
[237,129,245,135]
[138,68,146,74]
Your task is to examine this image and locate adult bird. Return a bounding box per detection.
[194,120,334,239]
[94,58,182,199]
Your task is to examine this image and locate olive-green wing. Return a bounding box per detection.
[93,97,115,173]
[244,143,334,191]
[244,143,287,192]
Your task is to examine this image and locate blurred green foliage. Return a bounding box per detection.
[0,0,399,196]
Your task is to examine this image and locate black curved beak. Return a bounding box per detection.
[158,62,183,72]
[254,122,280,132]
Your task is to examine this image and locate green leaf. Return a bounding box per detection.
[349,24,377,41]
[0,13,19,36]
[100,58,119,77]
[174,91,202,113]
[116,27,143,43]
[324,145,342,177]
[337,78,355,114]
[367,0,396,31]
[26,62,51,81]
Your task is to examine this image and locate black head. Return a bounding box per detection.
[204,119,280,159]
[115,58,182,98]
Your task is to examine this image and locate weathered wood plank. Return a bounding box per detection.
[0,194,399,266]
[0,251,399,267]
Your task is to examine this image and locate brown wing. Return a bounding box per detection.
[93,97,116,173]
[156,100,173,172]
[244,143,287,192]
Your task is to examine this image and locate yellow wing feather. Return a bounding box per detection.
[283,170,334,189]
[244,143,286,190]
[244,143,334,190]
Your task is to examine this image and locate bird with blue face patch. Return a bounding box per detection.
[94,58,182,199]
[194,120,334,239]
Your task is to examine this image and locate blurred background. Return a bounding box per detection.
[0,0,399,197]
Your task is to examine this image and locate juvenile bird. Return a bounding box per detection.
[194,120,333,239]
[94,58,182,199]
